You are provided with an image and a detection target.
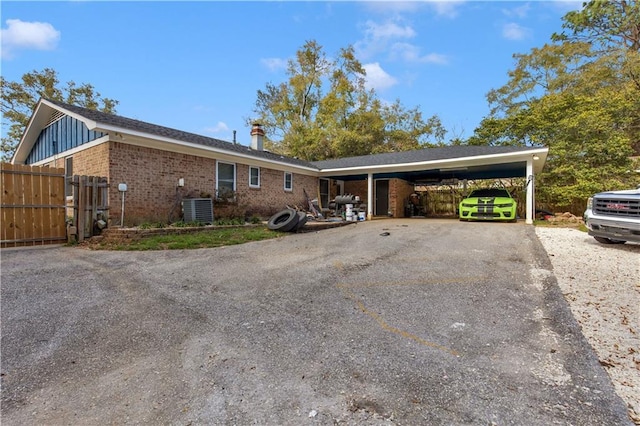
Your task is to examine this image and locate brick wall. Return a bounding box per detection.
[389,178,415,218]
[106,143,317,225]
[235,164,317,217]
[344,180,368,202]
[40,143,109,177]
[107,142,216,225]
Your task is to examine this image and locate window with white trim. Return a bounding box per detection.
[284,171,293,191]
[216,161,236,198]
[249,166,260,188]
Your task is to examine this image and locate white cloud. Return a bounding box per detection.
[429,1,465,19]
[355,19,417,60]
[1,19,60,59]
[204,121,229,134]
[390,42,449,64]
[364,2,424,14]
[260,57,288,72]
[363,62,397,91]
[502,3,531,19]
[502,22,531,41]
[364,20,416,40]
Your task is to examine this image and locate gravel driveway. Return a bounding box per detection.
[1,219,632,425]
[535,227,640,424]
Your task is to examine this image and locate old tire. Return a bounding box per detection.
[294,211,308,231]
[267,209,299,232]
[593,236,626,244]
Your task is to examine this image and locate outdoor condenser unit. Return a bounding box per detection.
[182,198,214,224]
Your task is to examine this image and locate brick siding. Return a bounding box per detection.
[45,141,439,224]
[46,141,318,225]
[389,179,415,218]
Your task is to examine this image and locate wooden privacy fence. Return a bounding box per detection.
[70,175,109,242]
[1,163,67,248]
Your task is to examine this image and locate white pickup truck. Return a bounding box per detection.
[584,186,640,244]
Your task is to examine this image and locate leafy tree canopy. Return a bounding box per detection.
[1,68,118,161]
[469,0,640,213]
[250,40,445,161]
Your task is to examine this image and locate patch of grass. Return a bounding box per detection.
[171,220,205,228]
[138,221,166,229]
[214,217,245,226]
[103,226,281,250]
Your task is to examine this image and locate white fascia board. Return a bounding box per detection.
[11,102,52,164]
[317,147,549,176]
[101,128,319,175]
[40,99,98,129]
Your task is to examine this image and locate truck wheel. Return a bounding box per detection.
[594,236,626,244]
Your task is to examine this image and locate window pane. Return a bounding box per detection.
[65,157,73,197]
[217,162,236,198]
[218,163,234,181]
[250,167,260,187]
[284,172,292,190]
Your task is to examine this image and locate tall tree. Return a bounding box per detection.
[251,40,445,161]
[469,1,639,212]
[1,68,118,161]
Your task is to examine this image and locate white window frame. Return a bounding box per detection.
[65,156,73,199]
[284,171,293,192]
[216,161,236,198]
[249,166,260,188]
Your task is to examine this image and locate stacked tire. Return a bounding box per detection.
[267,209,307,232]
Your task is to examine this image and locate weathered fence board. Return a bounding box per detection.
[1,163,67,248]
[70,175,109,242]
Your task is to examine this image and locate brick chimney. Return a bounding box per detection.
[250,123,264,151]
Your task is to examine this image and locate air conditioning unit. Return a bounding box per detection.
[182,198,214,224]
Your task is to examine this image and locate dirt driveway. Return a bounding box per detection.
[1,219,631,425]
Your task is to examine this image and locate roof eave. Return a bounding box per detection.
[317,147,549,176]
[99,125,319,173]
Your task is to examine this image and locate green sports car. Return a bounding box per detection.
[459,188,517,221]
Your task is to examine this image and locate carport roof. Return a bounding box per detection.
[312,145,548,182]
[312,145,541,169]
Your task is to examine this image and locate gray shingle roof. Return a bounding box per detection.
[310,145,542,169]
[45,99,542,173]
[46,99,318,169]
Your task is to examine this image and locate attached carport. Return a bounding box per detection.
[312,146,549,224]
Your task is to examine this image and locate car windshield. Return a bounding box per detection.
[468,189,511,198]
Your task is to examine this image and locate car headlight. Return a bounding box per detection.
[496,203,514,208]
[586,197,593,210]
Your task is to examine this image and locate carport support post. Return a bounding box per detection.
[367,173,373,220]
[526,160,534,224]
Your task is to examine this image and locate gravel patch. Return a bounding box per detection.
[535,226,640,424]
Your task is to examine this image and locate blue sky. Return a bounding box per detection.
[1,1,581,146]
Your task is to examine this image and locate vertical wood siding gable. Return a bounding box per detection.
[25,115,106,164]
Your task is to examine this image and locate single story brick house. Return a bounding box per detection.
[11,99,548,224]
